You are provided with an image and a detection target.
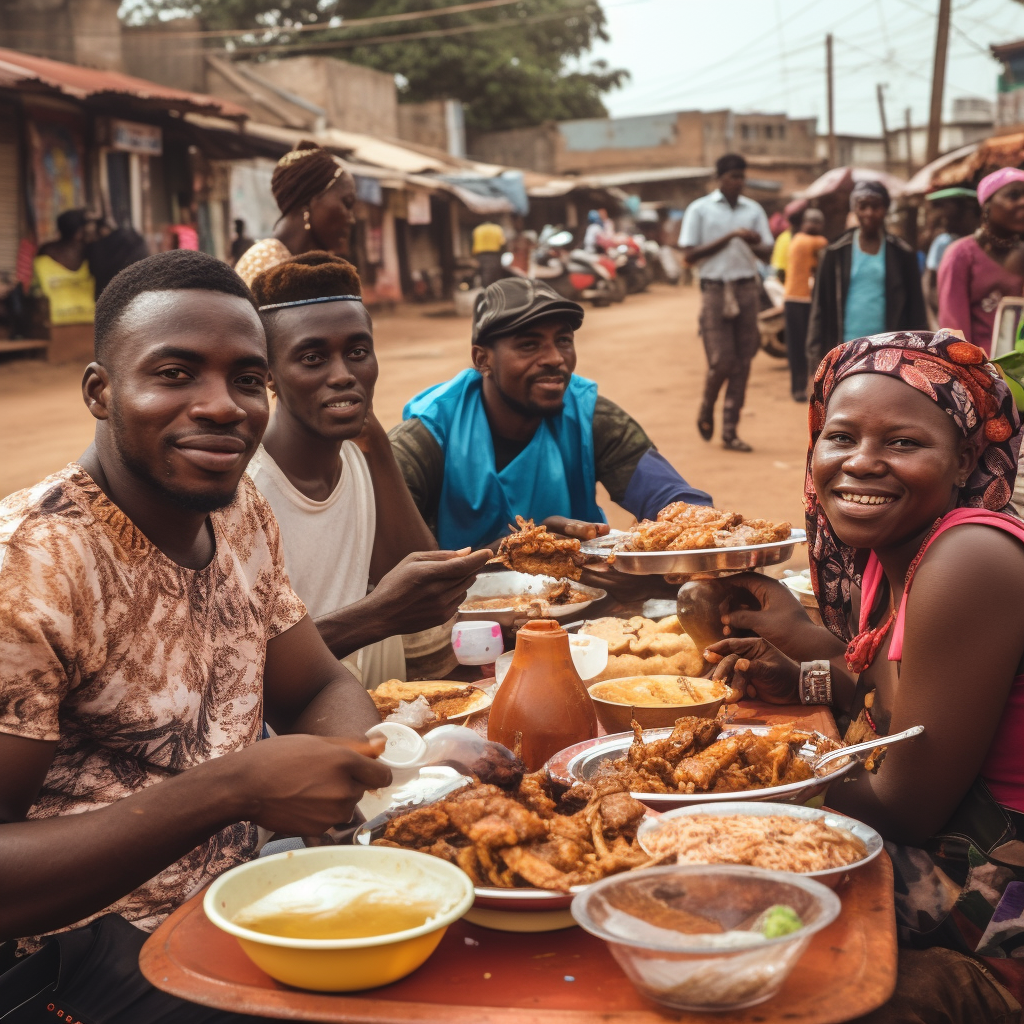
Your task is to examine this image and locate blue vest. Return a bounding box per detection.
[403,369,605,551]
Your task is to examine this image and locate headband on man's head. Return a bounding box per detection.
[258,294,362,312]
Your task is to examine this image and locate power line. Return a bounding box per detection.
[132,0,527,40]
[609,0,926,112]
[222,5,593,55]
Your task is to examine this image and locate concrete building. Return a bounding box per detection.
[468,109,818,176]
[201,55,399,138]
[813,100,995,174]
[993,39,1024,130]
[0,0,123,70]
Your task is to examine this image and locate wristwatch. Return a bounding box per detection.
[799,660,833,705]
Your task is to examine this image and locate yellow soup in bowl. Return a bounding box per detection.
[204,846,474,991]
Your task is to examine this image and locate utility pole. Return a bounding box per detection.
[926,0,952,163]
[826,34,837,167]
[876,83,891,172]
[905,107,914,177]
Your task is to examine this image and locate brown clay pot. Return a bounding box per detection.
[487,619,598,772]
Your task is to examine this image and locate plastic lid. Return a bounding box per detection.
[365,722,428,769]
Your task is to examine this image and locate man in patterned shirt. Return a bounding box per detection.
[388,278,712,553]
[0,251,388,1022]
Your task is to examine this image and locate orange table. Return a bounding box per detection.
[141,702,878,1020]
[140,854,896,1023]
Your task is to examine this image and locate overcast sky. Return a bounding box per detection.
[588,0,1024,135]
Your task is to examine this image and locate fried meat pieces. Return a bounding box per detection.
[375,773,649,890]
[618,501,791,553]
[493,516,583,581]
[595,716,830,796]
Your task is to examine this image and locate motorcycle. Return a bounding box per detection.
[757,275,788,358]
[571,244,625,302]
[613,235,653,294]
[525,229,615,307]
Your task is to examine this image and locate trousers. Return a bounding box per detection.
[476,251,502,287]
[0,914,281,1023]
[783,299,812,396]
[851,947,1022,1024]
[698,277,761,438]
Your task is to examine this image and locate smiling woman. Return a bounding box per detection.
[704,329,1024,1006]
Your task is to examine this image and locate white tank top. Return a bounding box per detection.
[247,442,405,687]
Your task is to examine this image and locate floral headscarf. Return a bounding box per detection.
[805,329,1022,642]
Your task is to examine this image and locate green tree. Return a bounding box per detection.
[123,0,628,132]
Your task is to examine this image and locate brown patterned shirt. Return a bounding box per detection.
[0,465,307,943]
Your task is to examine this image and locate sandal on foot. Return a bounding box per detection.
[722,436,752,452]
[697,418,713,441]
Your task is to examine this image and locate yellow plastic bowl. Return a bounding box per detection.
[203,845,474,992]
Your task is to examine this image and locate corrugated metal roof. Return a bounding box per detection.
[570,166,712,189]
[185,113,520,212]
[0,48,249,120]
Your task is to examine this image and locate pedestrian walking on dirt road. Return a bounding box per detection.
[679,154,773,452]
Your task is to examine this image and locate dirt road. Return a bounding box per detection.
[0,284,810,531]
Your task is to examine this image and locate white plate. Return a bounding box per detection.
[636,801,883,889]
[459,572,606,627]
[374,680,492,724]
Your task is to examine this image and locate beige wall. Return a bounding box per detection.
[254,57,398,137]
[397,101,449,152]
[123,19,205,94]
[468,124,558,173]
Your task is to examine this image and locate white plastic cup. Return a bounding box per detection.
[451,620,504,666]
[569,634,609,681]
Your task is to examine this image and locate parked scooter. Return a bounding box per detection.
[613,235,653,294]
[757,275,788,358]
[528,229,615,306]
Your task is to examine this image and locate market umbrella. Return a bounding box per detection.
[798,166,909,201]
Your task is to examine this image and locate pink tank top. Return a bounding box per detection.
[860,507,1024,813]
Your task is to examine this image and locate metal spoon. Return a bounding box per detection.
[812,724,925,776]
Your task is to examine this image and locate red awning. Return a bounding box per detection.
[0,47,248,121]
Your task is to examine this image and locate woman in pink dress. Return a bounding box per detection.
[704,329,1024,1019]
[938,167,1024,354]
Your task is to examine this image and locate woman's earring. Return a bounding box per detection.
[303,208,311,231]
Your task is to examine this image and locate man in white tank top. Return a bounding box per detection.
[247,252,491,688]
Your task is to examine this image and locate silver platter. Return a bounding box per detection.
[560,723,854,810]
[580,528,807,576]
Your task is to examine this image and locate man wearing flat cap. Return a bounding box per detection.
[389,279,711,552]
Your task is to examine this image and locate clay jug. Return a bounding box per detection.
[488,619,598,772]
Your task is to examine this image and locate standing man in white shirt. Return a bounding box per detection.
[679,154,774,452]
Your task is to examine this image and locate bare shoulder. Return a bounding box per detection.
[913,522,1024,607]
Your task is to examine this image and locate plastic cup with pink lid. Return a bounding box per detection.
[451,620,504,666]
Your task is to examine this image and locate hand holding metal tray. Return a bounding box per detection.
[580,527,807,576]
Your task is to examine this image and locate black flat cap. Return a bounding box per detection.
[472,278,585,346]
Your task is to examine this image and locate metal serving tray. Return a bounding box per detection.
[559,722,854,810]
[580,528,807,576]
